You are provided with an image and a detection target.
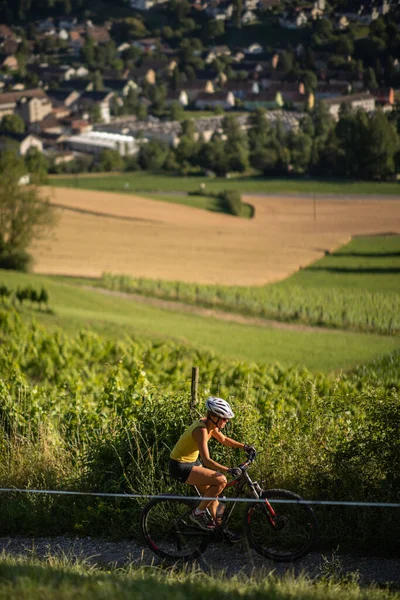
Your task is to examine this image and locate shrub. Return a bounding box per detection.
[219,189,243,216]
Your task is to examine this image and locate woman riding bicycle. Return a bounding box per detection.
[169,396,255,532]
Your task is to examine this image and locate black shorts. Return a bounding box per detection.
[169,458,201,484]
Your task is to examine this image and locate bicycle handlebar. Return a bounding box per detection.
[239,448,257,472]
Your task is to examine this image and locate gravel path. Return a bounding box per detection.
[0,535,399,587]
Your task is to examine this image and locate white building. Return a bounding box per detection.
[66,131,139,156]
[322,92,376,120]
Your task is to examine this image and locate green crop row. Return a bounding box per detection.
[99,273,400,335]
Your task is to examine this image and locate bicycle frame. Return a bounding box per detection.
[192,468,277,531]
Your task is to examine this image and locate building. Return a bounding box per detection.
[0,89,52,123]
[72,91,114,123]
[0,132,43,155]
[322,91,376,119]
[66,131,139,155]
[195,91,235,110]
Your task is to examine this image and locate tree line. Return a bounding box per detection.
[53,103,400,180]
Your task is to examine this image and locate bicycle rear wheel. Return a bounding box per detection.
[141,495,210,561]
[244,488,318,562]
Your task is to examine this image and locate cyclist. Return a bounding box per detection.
[169,396,255,533]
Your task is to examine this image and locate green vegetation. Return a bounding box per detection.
[0,305,399,553]
[1,270,399,371]
[90,236,400,336]
[0,152,56,271]
[140,192,253,217]
[48,171,400,196]
[288,235,400,293]
[0,554,398,600]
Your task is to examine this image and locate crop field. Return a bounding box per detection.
[2,269,399,371]
[97,235,400,335]
[33,186,400,286]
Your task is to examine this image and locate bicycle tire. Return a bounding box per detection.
[244,488,318,562]
[141,495,210,561]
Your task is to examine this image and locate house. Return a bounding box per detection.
[241,10,257,24]
[0,25,16,42]
[322,91,376,119]
[371,88,395,106]
[180,80,215,101]
[0,132,43,155]
[282,91,314,110]
[59,79,93,92]
[47,89,81,108]
[315,83,351,99]
[103,79,138,97]
[223,80,260,99]
[37,18,56,34]
[66,131,139,155]
[258,0,281,9]
[195,91,235,110]
[139,58,177,77]
[86,25,111,44]
[132,37,160,53]
[1,39,19,55]
[245,43,263,55]
[0,54,18,71]
[73,91,114,123]
[279,10,308,29]
[130,0,155,9]
[26,64,76,83]
[268,81,305,94]
[58,17,78,30]
[243,91,284,110]
[29,114,65,136]
[129,66,156,85]
[335,15,349,30]
[0,88,52,123]
[69,31,85,56]
[165,90,189,107]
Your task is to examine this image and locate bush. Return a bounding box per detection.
[0,249,32,271]
[219,189,243,216]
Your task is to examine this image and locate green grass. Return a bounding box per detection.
[1,270,399,372]
[281,235,400,294]
[0,554,398,600]
[47,172,400,197]
[140,193,253,217]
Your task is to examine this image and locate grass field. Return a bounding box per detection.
[0,554,396,600]
[285,235,400,293]
[1,269,399,372]
[47,172,400,197]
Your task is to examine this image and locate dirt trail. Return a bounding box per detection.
[0,535,399,586]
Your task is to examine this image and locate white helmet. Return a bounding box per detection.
[205,396,234,419]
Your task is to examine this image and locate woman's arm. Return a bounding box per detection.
[211,428,245,449]
[192,427,230,472]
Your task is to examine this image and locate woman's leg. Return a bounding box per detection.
[186,466,227,520]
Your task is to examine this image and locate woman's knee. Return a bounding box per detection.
[216,473,227,487]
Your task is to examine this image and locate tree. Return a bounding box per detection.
[25,147,49,184]
[0,114,25,134]
[138,139,169,170]
[222,115,249,172]
[0,151,56,271]
[363,67,378,90]
[170,101,184,122]
[364,111,399,180]
[97,149,125,172]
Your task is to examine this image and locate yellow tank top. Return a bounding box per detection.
[170,420,209,463]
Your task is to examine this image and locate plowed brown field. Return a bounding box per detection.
[31,187,400,285]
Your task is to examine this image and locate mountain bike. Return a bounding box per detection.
[140,450,318,562]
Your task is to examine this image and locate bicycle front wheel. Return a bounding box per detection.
[244,488,318,562]
[141,495,210,561]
